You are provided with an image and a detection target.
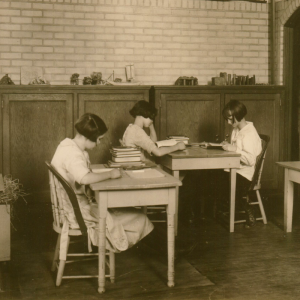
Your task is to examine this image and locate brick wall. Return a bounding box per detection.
[275,0,300,85]
[0,0,270,85]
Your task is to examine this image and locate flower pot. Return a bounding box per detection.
[0,204,10,261]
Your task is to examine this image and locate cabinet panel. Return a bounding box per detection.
[78,88,150,164]
[159,92,221,142]
[225,93,281,189]
[2,93,74,194]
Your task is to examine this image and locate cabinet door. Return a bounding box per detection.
[224,93,281,189]
[2,93,74,196]
[78,89,149,164]
[159,92,221,142]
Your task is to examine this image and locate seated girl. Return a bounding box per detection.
[220,100,262,228]
[122,100,186,159]
[51,113,153,254]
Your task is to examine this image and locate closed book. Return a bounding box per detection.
[112,146,139,152]
[112,156,141,163]
[110,150,141,157]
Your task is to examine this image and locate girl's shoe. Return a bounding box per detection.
[245,206,256,228]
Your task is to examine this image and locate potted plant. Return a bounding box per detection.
[0,175,28,261]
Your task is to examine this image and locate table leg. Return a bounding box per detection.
[172,170,180,236]
[229,169,237,233]
[167,187,175,287]
[96,191,108,294]
[284,168,294,232]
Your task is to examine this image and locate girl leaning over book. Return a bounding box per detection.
[218,100,262,228]
[122,100,186,160]
[51,113,154,257]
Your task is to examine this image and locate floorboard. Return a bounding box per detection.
[1,193,300,300]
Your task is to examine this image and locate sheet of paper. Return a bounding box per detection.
[125,168,165,179]
[92,168,113,174]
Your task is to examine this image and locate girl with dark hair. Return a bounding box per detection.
[220,100,262,228]
[122,100,186,159]
[51,113,153,253]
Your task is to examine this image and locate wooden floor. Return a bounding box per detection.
[1,193,300,300]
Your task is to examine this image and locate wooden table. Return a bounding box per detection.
[90,166,182,294]
[159,147,241,233]
[276,161,300,232]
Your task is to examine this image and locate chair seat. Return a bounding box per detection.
[53,222,82,236]
[253,183,261,190]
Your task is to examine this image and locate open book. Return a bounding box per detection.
[155,139,178,148]
[200,142,224,150]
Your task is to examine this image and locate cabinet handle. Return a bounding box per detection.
[225,134,229,141]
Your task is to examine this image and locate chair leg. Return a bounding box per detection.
[56,236,70,287]
[109,251,115,283]
[56,260,66,286]
[256,190,267,224]
[51,234,61,272]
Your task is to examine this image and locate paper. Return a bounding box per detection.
[125,168,165,179]
[92,168,113,174]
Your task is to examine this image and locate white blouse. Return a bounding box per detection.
[230,122,262,181]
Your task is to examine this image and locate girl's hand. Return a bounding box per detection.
[222,144,237,152]
[177,142,186,150]
[110,169,121,179]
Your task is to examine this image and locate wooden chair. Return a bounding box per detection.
[45,161,115,287]
[234,134,270,225]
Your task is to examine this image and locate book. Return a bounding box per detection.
[167,135,189,144]
[201,142,224,150]
[111,156,141,163]
[110,150,141,157]
[155,139,178,148]
[111,146,140,152]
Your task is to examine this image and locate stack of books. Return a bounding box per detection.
[107,146,144,168]
[167,135,189,145]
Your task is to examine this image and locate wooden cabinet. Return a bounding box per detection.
[152,87,222,143]
[151,86,286,190]
[0,86,151,200]
[0,85,285,197]
[77,87,150,164]
[1,90,74,196]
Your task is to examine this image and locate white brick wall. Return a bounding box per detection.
[0,0,270,85]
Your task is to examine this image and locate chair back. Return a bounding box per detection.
[45,161,88,237]
[248,134,270,192]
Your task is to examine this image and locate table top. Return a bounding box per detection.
[276,161,300,172]
[90,165,182,191]
[165,147,241,159]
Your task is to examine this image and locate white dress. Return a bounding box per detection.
[122,124,157,160]
[51,138,154,259]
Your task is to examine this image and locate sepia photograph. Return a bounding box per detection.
[0,0,299,299]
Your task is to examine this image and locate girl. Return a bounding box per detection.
[221,100,262,228]
[51,113,153,254]
[122,100,186,159]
